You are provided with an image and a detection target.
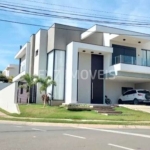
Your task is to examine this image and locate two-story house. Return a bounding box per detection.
[3,64,19,78]
[13,23,150,105]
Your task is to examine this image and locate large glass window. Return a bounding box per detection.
[47,50,65,100]
[53,50,65,100]
[142,49,150,66]
[47,51,54,94]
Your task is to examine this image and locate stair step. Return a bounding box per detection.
[97,111,122,114]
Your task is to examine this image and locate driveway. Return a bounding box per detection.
[120,105,150,113]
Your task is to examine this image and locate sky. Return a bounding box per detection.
[0,0,150,70]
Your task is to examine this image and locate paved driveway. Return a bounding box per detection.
[120,105,150,113]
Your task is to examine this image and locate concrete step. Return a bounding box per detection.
[97,110,122,113]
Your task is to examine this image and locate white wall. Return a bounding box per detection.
[135,82,150,91]
[20,54,26,72]
[81,32,103,46]
[78,53,91,104]
[103,33,111,46]
[25,43,30,74]
[0,83,11,90]
[33,30,48,103]
[65,42,78,104]
[34,31,40,75]
[104,53,112,72]
[107,63,150,75]
[0,82,20,114]
[105,80,135,104]
[8,66,19,77]
[4,65,19,77]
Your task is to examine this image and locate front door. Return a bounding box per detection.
[91,54,104,104]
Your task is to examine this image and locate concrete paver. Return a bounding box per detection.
[121,105,150,113]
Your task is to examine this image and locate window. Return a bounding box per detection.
[47,50,66,100]
[129,90,136,94]
[138,90,150,94]
[20,87,23,94]
[142,49,150,66]
[123,91,130,96]
[47,51,54,95]
[112,44,136,65]
[53,50,65,100]
[35,50,38,56]
[124,90,136,96]
[122,87,133,94]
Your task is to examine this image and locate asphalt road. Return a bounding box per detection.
[0,123,150,150]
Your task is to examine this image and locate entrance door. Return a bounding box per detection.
[91,54,104,104]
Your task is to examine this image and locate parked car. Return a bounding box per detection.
[118,89,150,105]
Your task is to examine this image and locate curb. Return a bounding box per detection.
[0,120,150,129]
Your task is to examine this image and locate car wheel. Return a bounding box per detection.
[118,99,123,104]
[133,99,139,105]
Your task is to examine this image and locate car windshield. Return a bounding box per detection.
[138,90,150,94]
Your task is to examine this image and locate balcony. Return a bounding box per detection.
[107,55,150,78]
[113,55,150,67]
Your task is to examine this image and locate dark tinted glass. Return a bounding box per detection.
[138,90,150,94]
[130,90,136,94]
[124,91,131,95]
[124,90,136,95]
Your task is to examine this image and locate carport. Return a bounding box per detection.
[105,76,150,104]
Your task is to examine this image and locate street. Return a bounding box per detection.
[0,123,150,150]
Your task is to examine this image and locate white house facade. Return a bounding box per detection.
[12,23,150,105]
[3,64,19,78]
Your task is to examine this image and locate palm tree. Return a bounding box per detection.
[37,76,56,107]
[7,76,13,83]
[20,74,38,104]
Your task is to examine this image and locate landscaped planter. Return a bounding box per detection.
[67,104,92,111]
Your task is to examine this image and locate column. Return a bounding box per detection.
[65,42,78,104]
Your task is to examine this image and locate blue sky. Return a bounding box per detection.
[0,0,150,70]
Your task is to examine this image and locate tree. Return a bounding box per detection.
[37,76,56,107]
[20,74,38,104]
[0,74,8,83]
[7,76,13,83]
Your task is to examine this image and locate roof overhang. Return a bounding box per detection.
[6,66,14,70]
[15,43,29,59]
[81,25,150,41]
[67,42,113,55]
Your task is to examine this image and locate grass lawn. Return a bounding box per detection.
[7,104,150,121]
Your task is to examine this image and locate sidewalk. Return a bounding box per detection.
[120,105,150,113]
[0,113,150,124]
[0,120,150,129]
[0,111,10,118]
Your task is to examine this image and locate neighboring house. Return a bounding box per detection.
[12,23,150,105]
[3,64,19,78]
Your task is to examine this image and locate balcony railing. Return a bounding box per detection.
[114,55,150,67]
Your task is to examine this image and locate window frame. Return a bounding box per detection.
[142,49,150,66]
[47,49,66,101]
